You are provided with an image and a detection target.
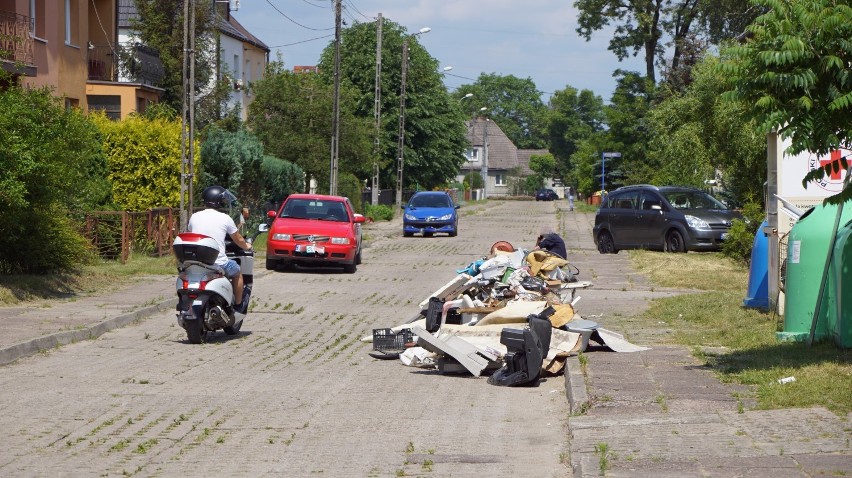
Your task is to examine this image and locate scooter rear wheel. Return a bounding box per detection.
[186,317,207,344]
[223,319,243,335]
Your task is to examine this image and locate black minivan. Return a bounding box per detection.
[593,185,743,253]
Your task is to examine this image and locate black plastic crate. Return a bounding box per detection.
[372,328,414,354]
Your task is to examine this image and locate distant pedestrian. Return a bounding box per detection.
[566,186,576,211]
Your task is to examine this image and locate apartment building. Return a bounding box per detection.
[1,0,267,120]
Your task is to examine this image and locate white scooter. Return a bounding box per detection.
[172,223,268,344]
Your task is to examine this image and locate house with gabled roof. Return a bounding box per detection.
[118,0,268,121]
[459,117,549,197]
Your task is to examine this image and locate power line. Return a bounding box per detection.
[264,0,334,31]
[269,34,334,48]
[344,0,372,20]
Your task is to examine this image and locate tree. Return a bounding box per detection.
[454,74,548,149]
[546,86,606,180]
[574,0,763,84]
[317,19,469,190]
[132,0,232,128]
[605,71,655,187]
[247,61,373,193]
[198,126,264,205]
[0,82,111,273]
[720,0,852,204]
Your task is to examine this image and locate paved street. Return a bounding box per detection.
[0,200,573,478]
[2,199,850,477]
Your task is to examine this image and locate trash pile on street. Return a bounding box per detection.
[364,240,648,387]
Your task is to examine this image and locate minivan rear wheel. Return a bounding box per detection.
[597,231,618,254]
[666,230,686,253]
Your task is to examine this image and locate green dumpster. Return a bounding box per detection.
[829,219,852,347]
[779,203,852,347]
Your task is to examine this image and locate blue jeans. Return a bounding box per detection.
[221,259,241,278]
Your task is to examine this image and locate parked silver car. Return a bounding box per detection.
[593,185,743,253]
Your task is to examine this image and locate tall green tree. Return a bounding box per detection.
[721,0,852,204]
[317,19,469,190]
[546,86,606,181]
[132,0,232,128]
[574,0,763,84]
[454,74,548,149]
[247,61,372,193]
[605,71,655,188]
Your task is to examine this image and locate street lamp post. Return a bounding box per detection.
[395,27,430,209]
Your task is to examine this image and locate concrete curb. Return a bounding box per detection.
[0,298,175,367]
[564,354,590,414]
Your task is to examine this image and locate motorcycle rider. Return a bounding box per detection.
[187,186,252,309]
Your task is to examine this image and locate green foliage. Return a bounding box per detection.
[131,0,229,127]
[546,86,605,180]
[721,200,764,265]
[721,0,852,205]
[574,0,762,84]
[93,113,186,210]
[261,155,304,204]
[646,55,765,200]
[317,20,468,190]
[364,204,394,221]
[248,61,372,193]
[0,84,107,273]
[338,173,363,213]
[198,126,264,205]
[528,153,556,177]
[455,73,547,149]
[462,172,484,190]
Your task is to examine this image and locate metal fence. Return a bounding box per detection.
[80,208,178,263]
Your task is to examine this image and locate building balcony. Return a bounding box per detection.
[0,10,36,76]
[87,43,164,86]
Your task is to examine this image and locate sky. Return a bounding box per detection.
[233,0,646,102]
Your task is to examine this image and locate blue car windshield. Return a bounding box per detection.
[662,191,727,210]
[410,195,451,208]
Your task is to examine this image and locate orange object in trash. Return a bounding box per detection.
[490,241,515,255]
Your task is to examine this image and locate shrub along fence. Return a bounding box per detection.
[79,208,178,263]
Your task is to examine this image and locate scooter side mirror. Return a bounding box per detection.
[258,223,269,233]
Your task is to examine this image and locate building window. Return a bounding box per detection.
[466,147,480,162]
[65,0,79,46]
[495,174,507,186]
[29,0,46,39]
[87,95,121,120]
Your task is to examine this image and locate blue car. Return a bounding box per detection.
[402,191,460,237]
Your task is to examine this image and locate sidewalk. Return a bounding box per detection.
[0,217,403,367]
[559,204,852,477]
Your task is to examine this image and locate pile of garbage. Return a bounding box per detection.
[365,240,646,387]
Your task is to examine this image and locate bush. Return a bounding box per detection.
[198,126,264,205]
[721,200,764,265]
[0,83,106,273]
[338,173,363,213]
[92,112,187,210]
[364,204,394,221]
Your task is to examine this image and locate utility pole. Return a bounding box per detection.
[371,13,383,206]
[481,117,489,199]
[395,35,409,209]
[179,0,196,231]
[329,0,342,195]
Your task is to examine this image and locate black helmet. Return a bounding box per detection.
[202,185,227,208]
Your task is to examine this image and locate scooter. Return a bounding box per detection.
[172,223,268,344]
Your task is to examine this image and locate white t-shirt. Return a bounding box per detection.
[187,208,238,266]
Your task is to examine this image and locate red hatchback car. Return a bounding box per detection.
[265,194,365,273]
